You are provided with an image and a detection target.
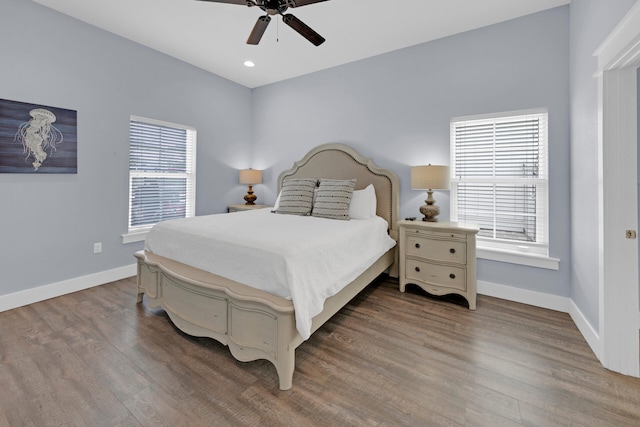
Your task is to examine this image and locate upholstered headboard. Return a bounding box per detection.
[277,143,400,240]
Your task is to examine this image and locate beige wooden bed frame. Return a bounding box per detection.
[135,143,400,390]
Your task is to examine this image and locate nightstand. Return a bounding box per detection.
[227,204,271,213]
[398,220,479,310]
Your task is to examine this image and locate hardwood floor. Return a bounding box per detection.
[1,276,640,426]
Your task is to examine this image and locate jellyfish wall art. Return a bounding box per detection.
[0,98,77,173]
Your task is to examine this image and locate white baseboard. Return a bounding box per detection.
[477,280,570,312]
[478,279,604,361]
[0,264,137,313]
[568,298,602,360]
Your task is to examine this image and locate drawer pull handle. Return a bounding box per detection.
[415,267,421,272]
[449,248,456,254]
[415,243,421,249]
[449,273,456,279]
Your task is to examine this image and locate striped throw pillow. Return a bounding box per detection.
[274,178,317,215]
[312,179,357,220]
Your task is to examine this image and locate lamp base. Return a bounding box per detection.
[244,184,257,205]
[419,189,440,221]
[419,203,440,222]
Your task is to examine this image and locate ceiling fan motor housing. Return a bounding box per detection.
[258,0,289,15]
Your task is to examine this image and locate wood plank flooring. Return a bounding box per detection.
[1,276,640,426]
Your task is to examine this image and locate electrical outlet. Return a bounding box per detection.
[93,242,102,253]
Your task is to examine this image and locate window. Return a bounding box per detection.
[126,116,196,239]
[450,109,549,259]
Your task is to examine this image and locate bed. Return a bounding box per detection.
[135,143,400,390]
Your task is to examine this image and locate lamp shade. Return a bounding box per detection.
[411,165,450,190]
[239,169,262,185]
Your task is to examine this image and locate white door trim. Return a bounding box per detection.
[594,0,640,376]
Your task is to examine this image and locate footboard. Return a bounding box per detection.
[135,246,395,390]
[135,250,299,390]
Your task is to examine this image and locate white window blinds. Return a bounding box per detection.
[450,109,548,255]
[128,116,196,232]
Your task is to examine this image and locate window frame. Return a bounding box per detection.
[122,115,196,244]
[450,108,558,270]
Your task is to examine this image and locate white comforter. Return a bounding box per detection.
[144,209,396,340]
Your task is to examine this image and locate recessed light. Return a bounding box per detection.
[244,60,255,67]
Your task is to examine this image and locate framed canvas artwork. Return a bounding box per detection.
[0,98,77,173]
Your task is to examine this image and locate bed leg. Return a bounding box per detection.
[136,291,144,303]
[276,351,295,391]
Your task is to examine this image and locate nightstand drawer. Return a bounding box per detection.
[406,227,468,240]
[405,259,467,291]
[406,235,467,264]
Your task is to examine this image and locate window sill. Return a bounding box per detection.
[477,247,560,270]
[121,230,149,244]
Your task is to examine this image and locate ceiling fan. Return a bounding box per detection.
[197,0,329,46]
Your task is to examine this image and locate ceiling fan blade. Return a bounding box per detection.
[282,14,325,46]
[247,15,271,45]
[196,0,251,5]
[285,0,330,7]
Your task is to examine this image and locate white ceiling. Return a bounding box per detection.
[33,0,570,88]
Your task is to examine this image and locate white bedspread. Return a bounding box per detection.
[144,209,396,340]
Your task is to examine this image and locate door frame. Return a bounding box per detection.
[594,0,640,376]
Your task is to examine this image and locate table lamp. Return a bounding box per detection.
[239,168,262,205]
[411,165,450,221]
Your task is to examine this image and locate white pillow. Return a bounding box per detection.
[349,184,377,219]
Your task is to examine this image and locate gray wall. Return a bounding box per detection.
[0,0,252,295]
[569,0,637,329]
[252,7,572,296]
